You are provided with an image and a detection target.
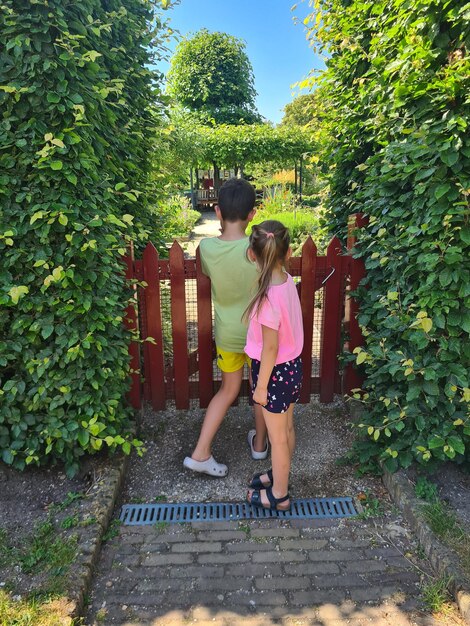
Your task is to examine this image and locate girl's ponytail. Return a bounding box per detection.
[244,220,290,321]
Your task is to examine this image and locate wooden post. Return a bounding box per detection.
[344,213,368,395]
[169,241,190,409]
[143,242,166,410]
[319,237,343,403]
[190,168,197,211]
[294,162,298,195]
[299,237,317,403]
[196,246,214,408]
[124,243,141,409]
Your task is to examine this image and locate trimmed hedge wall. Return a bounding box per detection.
[307,0,470,469]
[0,0,167,475]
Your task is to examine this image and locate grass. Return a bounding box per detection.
[356,491,385,518]
[421,575,452,612]
[19,521,78,583]
[248,209,327,254]
[61,515,79,530]
[0,521,79,626]
[102,519,121,542]
[422,499,470,576]
[0,590,74,626]
[0,528,12,568]
[414,476,438,502]
[52,491,84,512]
[153,494,167,503]
[238,522,251,537]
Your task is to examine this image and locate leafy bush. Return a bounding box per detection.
[156,195,200,246]
[307,0,470,469]
[250,205,327,254]
[0,0,169,475]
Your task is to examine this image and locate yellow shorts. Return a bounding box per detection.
[216,346,251,373]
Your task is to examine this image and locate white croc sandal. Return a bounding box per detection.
[247,429,269,460]
[183,455,228,477]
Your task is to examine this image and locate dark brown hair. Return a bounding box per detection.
[218,178,256,222]
[244,220,290,321]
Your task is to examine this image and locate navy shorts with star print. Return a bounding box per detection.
[251,356,303,414]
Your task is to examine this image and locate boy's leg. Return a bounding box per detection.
[191,367,243,461]
[253,403,268,452]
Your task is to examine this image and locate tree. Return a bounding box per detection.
[0,0,170,475]
[281,93,319,128]
[167,29,261,124]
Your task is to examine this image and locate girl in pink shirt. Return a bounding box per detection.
[244,220,304,511]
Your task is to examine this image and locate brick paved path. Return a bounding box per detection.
[85,515,448,626]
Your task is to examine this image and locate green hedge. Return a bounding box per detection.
[0,0,168,475]
[307,0,470,469]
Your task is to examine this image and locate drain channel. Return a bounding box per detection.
[120,497,357,525]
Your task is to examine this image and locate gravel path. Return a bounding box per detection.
[183,211,220,257]
[123,399,380,504]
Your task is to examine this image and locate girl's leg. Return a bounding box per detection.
[248,368,268,453]
[248,407,290,506]
[286,403,296,461]
[250,402,295,488]
[191,368,243,461]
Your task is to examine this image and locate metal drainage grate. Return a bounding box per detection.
[120,497,357,526]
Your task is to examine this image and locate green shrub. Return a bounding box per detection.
[307,0,470,469]
[0,0,169,475]
[157,195,200,246]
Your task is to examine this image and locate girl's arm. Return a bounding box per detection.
[253,325,279,407]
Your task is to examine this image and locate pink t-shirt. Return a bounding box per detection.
[244,273,304,364]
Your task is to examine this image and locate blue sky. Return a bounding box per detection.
[159,0,324,124]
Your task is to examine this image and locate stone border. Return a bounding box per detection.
[383,467,470,624]
[66,451,129,620]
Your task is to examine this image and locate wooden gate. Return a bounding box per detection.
[126,214,366,411]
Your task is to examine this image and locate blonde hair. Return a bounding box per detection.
[244,220,290,321]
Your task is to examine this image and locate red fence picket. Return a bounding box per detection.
[169,241,190,409]
[126,215,366,411]
[196,247,214,408]
[143,243,166,410]
[320,237,344,403]
[299,237,317,403]
[344,213,368,395]
[124,244,141,410]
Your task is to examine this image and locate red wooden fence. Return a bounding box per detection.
[126,214,366,410]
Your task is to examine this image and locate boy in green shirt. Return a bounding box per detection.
[183,178,268,476]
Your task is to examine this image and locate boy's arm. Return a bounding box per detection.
[253,325,279,407]
[198,239,210,278]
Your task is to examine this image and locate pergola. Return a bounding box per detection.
[187,123,313,209]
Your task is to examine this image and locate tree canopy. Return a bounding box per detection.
[168,119,313,171]
[167,29,260,124]
[281,93,319,128]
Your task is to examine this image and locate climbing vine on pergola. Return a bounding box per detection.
[196,124,313,171]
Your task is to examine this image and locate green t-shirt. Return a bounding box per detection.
[199,237,259,353]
